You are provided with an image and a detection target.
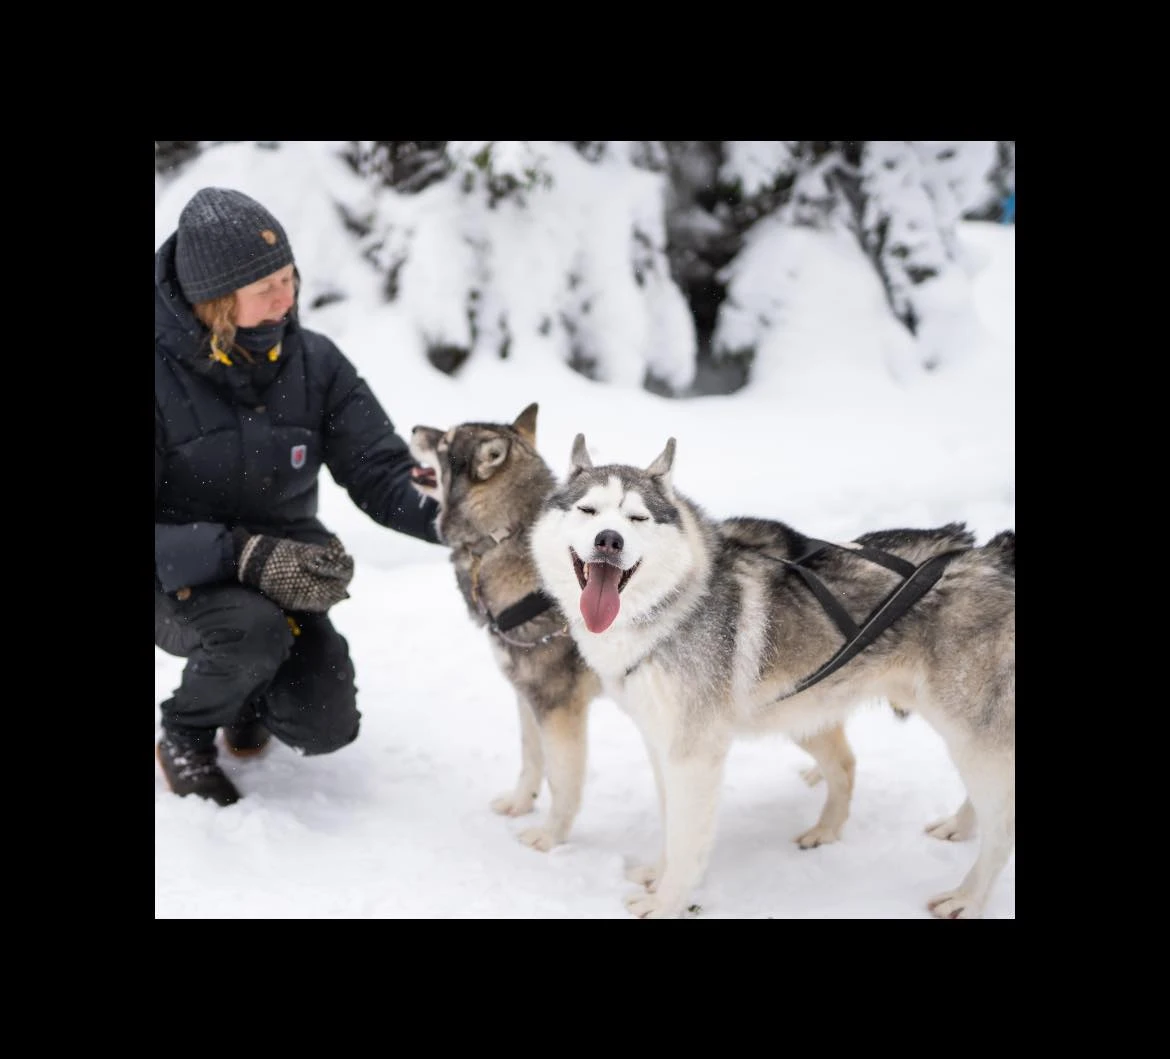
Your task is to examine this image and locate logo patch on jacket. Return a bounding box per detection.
[291,444,307,469]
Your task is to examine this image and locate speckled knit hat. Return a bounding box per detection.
[175,187,294,303]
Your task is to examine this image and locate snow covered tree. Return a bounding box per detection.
[707,140,1006,380]
[154,140,1010,394]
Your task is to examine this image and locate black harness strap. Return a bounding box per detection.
[799,537,917,579]
[784,564,859,641]
[777,548,966,701]
[463,531,557,637]
[491,590,556,634]
[776,539,919,643]
[845,544,917,579]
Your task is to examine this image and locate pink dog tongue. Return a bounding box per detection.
[581,562,622,633]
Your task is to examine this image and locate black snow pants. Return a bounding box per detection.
[154,582,360,755]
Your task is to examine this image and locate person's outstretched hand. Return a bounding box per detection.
[234,531,354,612]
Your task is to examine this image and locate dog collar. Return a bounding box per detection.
[492,590,557,633]
[463,533,565,644]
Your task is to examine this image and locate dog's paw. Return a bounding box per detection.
[801,765,823,787]
[927,890,984,919]
[925,813,975,842]
[517,826,562,852]
[624,891,684,919]
[624,863,660,891]
[795,823,841,849]
[490,791,537,817]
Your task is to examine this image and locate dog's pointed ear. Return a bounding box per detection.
[512,403,538,445]
[646,438,676,485]
[570,433,592,472]
[474,437,510,480]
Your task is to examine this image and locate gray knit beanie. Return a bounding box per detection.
[174,187,295,304]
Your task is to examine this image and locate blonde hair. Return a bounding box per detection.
[193,294,239,354]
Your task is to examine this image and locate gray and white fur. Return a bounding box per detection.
[530,434,1015,919]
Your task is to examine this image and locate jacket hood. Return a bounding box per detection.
[155,232,206,364]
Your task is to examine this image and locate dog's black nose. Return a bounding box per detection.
[594,529,624,554]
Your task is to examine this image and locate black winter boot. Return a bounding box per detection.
[223,717,271,756]
[157,726,241,806]
[223,698,271,757]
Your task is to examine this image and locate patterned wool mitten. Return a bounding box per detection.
[234,531,355,612]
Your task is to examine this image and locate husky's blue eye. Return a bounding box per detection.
[629,515,649,522]
[578,506,596,515]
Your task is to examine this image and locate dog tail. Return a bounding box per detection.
[854,521,976,561]
[985,529,1015,574]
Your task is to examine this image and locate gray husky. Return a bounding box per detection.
[409,405,601,850]
[530,434,1015,919]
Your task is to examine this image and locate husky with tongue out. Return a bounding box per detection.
[530,434,1016,921]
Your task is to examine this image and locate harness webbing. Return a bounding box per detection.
[773,547,966,702]
[462,532,562,643]
[491,590,556,633]
[781,541,861,641]
[776,538,919,644]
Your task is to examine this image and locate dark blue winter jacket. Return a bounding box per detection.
[155,233,441,595]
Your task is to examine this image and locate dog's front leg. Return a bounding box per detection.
[625,737,667,891]
[625,740,730,919]
[490,693,543,818]
[518,701,589,851]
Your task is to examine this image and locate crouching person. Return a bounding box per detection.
[154,187,443,805]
